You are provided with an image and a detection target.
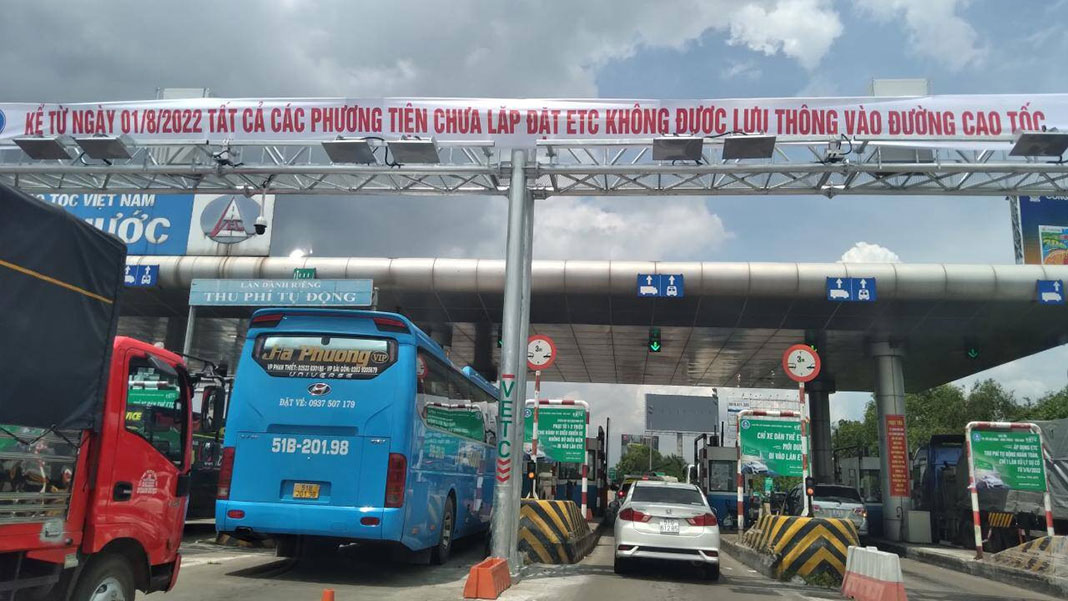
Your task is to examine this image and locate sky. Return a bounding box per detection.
[6,0,1068,465]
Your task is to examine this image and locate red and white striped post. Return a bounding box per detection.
[799,381,811,517]
[965,421,1054,560]
[531,371,541,498]
[582,404,590,519]
[736,409,802,532]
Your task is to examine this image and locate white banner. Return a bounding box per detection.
[0,95,1064,147]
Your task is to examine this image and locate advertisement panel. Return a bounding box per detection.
[1018,196,1068,265]
[424,405,486,441]
[720,388,798,447]
[36,192,274,256]
[738,417,803,477]
[5,95,1067,147]
[970,430,1047,491]
[523,405,586,463]
[645,393,718,433]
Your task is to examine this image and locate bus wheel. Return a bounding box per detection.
[431,496,456,565]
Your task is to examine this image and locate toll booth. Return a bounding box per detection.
[702,446,740,529]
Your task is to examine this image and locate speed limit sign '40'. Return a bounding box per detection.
[782,344,821,383]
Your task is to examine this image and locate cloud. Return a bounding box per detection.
[727,0,843,69]
[721,60,762,81]
[533,197,732,260]
[854,0,985,71]
[272,195,731,261]
[839,242,902,263]
[954,345,1068,402]
[0,1,844,102]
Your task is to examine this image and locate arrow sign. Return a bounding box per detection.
[646,275,653,285]
[836,278,843,288]
[650,341,661,352]
[1037,280,1065,305]
[859,279,867,288]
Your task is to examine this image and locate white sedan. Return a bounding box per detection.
[613,481,721,580]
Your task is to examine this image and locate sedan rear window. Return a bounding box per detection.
[631,485,705,505]
[813,485,862,503]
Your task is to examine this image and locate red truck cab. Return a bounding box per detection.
[0,337,192,600]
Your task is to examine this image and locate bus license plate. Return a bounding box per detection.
[293,483,320,499]
[660,519,680,534]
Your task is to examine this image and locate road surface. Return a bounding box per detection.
[149,530,1062,600]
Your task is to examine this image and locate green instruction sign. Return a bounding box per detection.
[971,429,1047,492]
[523,405,586,463]
[127,388,179,407]
[739,418,803,477]
[425,405,485,442]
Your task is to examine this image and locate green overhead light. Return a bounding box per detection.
[648,328,662,353]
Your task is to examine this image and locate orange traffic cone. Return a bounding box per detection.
[321,589,335,601]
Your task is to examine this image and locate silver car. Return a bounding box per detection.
[613,481,721,580]
[788,484,869,536]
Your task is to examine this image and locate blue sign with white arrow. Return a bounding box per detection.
[1037,279,1065,305]
[826,277,877,302]
[637,274,685,298]
[124,264,158,287]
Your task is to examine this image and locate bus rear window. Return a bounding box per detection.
[253,335,396,379]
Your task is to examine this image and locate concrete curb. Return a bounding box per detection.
[875,539,1068,598]
[721,536,778,581]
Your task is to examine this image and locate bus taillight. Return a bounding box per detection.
[374,317,409,333]
[385,453,407,508]
[217,447,236,500]
[251,313,283,328]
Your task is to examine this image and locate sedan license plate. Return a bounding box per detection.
[659,519,680,534]
[293,483,320,499]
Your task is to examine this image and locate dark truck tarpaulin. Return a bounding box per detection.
[0,183,125,430]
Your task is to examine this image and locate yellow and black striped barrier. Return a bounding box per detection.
[517,500,595,564]
[742,515,859,581]
[991,535,1068,574]
[987,511,1015,529]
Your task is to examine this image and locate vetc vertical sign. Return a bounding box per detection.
[496,374,515,483]
[885,415,910,497]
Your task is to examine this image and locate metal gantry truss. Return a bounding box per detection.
[2,136,1068,197]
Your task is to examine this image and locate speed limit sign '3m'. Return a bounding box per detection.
[782,344,821,383]
[527,334,557,371]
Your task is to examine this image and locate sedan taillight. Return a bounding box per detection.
[687,513,718,527]
[618,508,651,522]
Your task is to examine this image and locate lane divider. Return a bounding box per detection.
[841,545,907,601]
[741,515,859,581]
[517,500,595,564]
[463,557,512,599]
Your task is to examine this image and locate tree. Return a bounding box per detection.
[832,399,878,456]
[830,380,1029,457]
[615,444,660,477]
[613,444,688,481]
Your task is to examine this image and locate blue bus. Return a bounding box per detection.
[215,309,497,563]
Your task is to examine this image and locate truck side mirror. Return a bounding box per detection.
[199,387,226,433]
